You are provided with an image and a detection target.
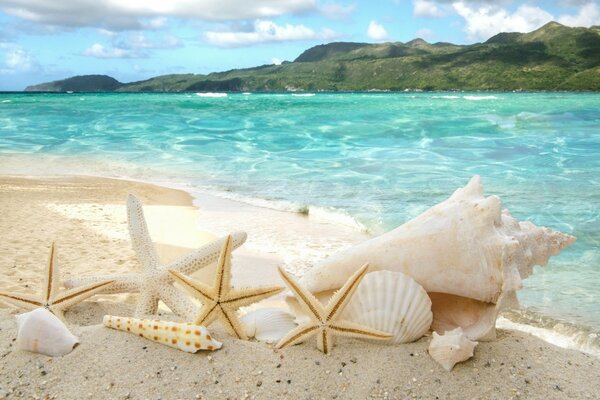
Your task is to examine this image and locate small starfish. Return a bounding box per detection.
[0,242,114,320]
[169,235,284,340]
[65,194,247,320]
[276,264,392,354]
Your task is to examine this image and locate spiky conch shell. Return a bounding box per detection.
[240,308,297,344]
[340,271,432,344]
[16,308,79,357]
[292,176,576,341]
[428,327,477,371]
[103,315,222,353]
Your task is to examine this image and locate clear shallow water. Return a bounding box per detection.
[1,92,599,330]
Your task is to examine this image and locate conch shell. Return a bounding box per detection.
[16,308,79,357]
[103,315,222,353]
[428,327,477,371]
[296,176,576,340]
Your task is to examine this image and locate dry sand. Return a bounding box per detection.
[0,176,598,400]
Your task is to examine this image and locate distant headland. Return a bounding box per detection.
[25,22,600,92]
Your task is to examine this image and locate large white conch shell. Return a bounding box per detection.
[16,308,79,357]
[103,315,222,353]
[241,308,297,343]
[341,271,432,344]
[428,327,477,371]
[297,176,576,340]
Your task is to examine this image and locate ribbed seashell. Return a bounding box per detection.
[296,176,576,340]
[340,271,432,344]
[103,316,221,353]
[428,327,477,371]
[241,308,297,343]
[16,308,79,357]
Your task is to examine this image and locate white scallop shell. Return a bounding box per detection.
[16,308,79,357]
[341,271,432,344]
[428,327,477,371]
[241,308,297,343]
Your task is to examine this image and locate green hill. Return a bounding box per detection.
[25,22,600,92]
[25,75,122,92]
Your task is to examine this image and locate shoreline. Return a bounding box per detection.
[0,175,599,399]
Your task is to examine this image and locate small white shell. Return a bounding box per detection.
[341,271,433,344]
[241,308,297,343]
[103,315,222,353]
[428,327,477,371]
[16,308,79,357]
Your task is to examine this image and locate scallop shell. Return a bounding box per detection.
[241,308,297,343]
[428,327,477,371]
[340,271,432,344]
[16,308,79,357]
[103,315,221,353]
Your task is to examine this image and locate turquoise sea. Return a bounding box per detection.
[0,92,599,339]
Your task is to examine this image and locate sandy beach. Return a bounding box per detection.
[0,175,598,400]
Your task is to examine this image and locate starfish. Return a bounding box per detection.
[169,235,284,339]
[0,242,114,320]
[64,194,247,320]
[276,264,392,354]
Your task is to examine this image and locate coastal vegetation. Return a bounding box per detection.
[25,22,600,92]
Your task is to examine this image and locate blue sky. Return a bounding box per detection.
[0,0,598,90]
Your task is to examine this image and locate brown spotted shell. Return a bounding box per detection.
[103,315,222,353]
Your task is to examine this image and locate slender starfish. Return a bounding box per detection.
[169,235,284,340]
[0,242,114,320]
[276,264,392,354]
[64,194,247,320]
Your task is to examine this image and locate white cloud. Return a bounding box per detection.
[413,0,446,17]
[272,57,283,65]
[83,32,184,59]
[416,28,434,39]
[319,2,356,19]
[453,2,554,40]
[367,20,389,41]
[558,2,600,27]
[0,43,38,73]
[203,19,336,47]
[0,0,317,30]
[82,43,135,59]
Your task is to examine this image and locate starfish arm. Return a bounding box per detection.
[325,264,369,322]
[0,291,43,311]
[166,231,248,276]
[277,267,325,322]
[214,235,234,299]
[127,194,159,271]
[275,322,320,349]
[64,274,142,294]
[220,308,248,340]
[50,280,115,312]
[223,286,284,309]
[194,302,220,326]
[328,320,392,342]
[134,290,160,317]
[168,269,214,304]
[156,283,198,321]
[317,329,333,354]
[42,242,60,302]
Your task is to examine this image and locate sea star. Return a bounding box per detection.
[64,194,247,320]
[0,242,114,320]
[276,264,392,354]
[169,235,284,340]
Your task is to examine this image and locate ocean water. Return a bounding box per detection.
[0,92,599,335]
